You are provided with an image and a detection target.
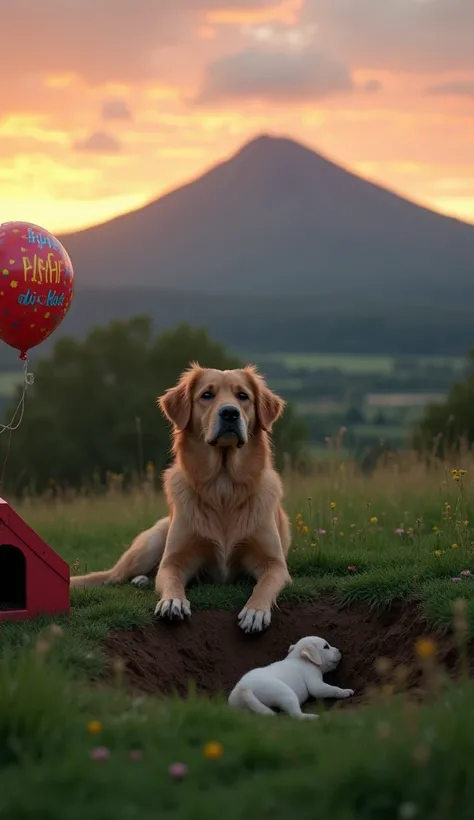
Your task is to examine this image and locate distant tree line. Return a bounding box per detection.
[1,318,308,495]
[415,350,474,455]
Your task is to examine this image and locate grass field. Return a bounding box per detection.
[2,459,474,818]
[253,352,466,375]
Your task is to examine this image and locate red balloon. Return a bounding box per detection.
[0,221,74,359]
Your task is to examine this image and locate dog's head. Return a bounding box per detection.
[287,636,342,673]
[158,363,285,449]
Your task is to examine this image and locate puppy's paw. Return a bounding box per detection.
[131,575,150,589]
[238,607,271,633]
[299,713,319,720]
[154,598,191,620]
[342,689,354,698]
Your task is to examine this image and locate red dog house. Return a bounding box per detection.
[0,497,69,622]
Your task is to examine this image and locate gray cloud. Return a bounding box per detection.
[425,80,474,97]
[101,99,132,120]
[74,131,121,153]
[301,0,474,72]
[197,46,354,103]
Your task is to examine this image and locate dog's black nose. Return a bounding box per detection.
[218,404,241,422]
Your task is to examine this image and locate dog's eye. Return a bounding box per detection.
[236,391,249,401]
[201,391,214,400]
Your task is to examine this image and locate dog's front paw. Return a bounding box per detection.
[154,598,191,620]
[131,575,150,589]
[299,713,319,720]
[342,689,354,698]
[238,607,271,633]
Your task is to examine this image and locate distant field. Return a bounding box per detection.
[254,352,466,374]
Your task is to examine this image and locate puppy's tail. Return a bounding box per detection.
[70,570,116,589]
[229,686,276,716]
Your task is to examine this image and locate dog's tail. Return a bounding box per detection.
[229,686,276,716]
[70,570,116,589]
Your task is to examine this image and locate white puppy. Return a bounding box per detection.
[228,635,354,719]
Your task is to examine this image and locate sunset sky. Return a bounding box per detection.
[2,0,474,234]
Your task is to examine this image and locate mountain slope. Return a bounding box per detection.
[60,135,474,303]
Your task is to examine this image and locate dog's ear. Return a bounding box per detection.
[287,644,295,654]
[158,363,202,431]
[300,645,322,667]
[245,366,285,432]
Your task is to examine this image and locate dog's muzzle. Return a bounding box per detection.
[208,404,247,448]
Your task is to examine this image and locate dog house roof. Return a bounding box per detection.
[0,498,69,582]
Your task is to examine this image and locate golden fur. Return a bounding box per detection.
[71,364,292,632]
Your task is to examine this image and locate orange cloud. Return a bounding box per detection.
[207,0,301,25]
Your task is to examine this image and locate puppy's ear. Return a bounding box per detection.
[245,366,285,432]
[287,644,295,654]
[158,363,202,431]
[300,645,322,667]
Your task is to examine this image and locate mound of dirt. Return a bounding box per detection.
[103,598,463,706]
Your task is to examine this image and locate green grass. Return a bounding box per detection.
[252,352,465,375]
[1,465,474,818]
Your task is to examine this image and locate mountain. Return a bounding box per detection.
[60,134,474,304]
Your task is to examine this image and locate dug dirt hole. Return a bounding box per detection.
[103,598,466,707]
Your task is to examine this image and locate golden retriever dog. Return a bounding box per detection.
[71,364,292,632]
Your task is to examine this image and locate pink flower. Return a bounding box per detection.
[452,577,461,583]
[395,528,405,535]
[347,565,357,573]
[318,528,327,535]
[460,570,471,577]
[90,746,110,761]
[129,750,143,761]
[169,762,188,779]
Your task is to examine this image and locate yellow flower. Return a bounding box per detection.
[339,532,345,537]
[296,513,302,521]
[87,720,102,735]
[434,550,442,558]
[432,525,439,533]
[302,525,309,533]
[311,542,317,549]
[369,516,378,525]
[415,638,437,661]
[329,501,336,509]
[451,543,459,550]
[203,742,224,760]
[463,520,469,527]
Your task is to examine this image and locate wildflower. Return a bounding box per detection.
[463,520,469,527]
[329,501,336,509]
[415,638,436,661]
[296,513,302,520]
[311,542,317,549]
[460,570,471,577]
[347,565,357,573]
[369,516,378,525]
[451,543,459,550]
[87,720,102,735]
[168,762,188,779]
[129,750,143,761]
[339,532,345,537]
[302,525,309,534]
[90,746,110,761]
[395,528,405,535]
[407,527,414,537]
[452,577,462,583]
[434,550,442,558]
[318,528,327,535]
[432,525,439,533]
[203,742,224,760]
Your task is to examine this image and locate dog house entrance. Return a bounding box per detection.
[0,545,26,610]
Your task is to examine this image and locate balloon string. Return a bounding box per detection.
[0,358,34,435]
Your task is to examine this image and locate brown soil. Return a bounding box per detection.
[103,598,467,708]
